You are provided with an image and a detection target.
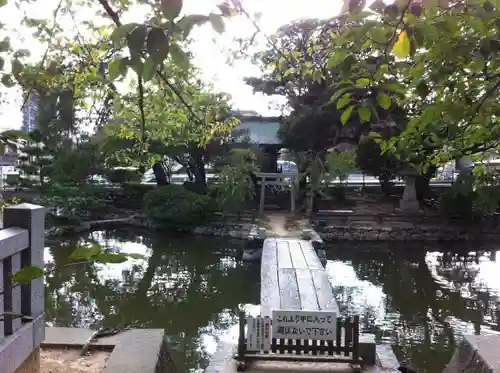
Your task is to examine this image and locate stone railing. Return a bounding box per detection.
[0,203,45,373]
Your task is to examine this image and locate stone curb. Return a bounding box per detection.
[194,224,267,241]
[204,341,236,373]
[42,327,171,373]
[313,222,500,242]
[376,344,400,372]
[203,340,400,373]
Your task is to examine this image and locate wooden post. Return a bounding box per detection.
[237,311,246,371]
[290,175,296,214]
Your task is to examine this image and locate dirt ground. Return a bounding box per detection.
[261,212,310,238]
[41,348,110,373]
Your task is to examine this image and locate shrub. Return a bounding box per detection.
[211,165,255,216]
[105,168,141,184]
[439,169,500,219]
[325,150,356,201]
[183,181,206,194]
[356,137,402,196]
[122,182,155,196]
[37,183,101,222]
[143,184,215,228]
[326,150,356,184]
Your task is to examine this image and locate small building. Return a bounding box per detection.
[231,113,283,172]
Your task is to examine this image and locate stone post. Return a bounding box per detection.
[2,203,46,373]
[399,176,420,212]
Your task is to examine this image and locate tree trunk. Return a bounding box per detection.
[415,165,437,203]
[152,161,168,186]
[379,173,393,197]
[189,151,207,194]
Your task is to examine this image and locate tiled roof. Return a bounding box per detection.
[232,117,281,145]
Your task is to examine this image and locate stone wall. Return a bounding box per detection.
[194,221,264,240]
[13,348,39,373]
[314,224,499,241]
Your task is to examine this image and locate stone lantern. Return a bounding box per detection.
[399,168,420,212]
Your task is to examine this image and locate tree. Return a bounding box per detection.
[0,0,246,196]
[244,16,409,208]
[325,0,500,174]
[356,136,402,196]
[100,69,239,191]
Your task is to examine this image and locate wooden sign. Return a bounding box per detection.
[246,316,271,352]
[272,310,337,341]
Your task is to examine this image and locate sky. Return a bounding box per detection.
[0,0,344,130]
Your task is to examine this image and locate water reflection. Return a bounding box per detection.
[326,244,500,373]
[44,228,260,373]
[45,231,500,373]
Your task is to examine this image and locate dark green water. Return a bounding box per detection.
[44,230,500,373]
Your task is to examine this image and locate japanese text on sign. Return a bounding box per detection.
[246,316,271,352]
[272,310,337,341]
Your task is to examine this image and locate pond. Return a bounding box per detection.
[44,230,500,373]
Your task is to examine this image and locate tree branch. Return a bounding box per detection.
[21,0,64,110]
[97,0,205,135]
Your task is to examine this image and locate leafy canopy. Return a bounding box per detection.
[271,0,500,170]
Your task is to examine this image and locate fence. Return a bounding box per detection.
[0,203,45,373]
[236,312,362,372]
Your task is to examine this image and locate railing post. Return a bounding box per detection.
[3,203,46,350]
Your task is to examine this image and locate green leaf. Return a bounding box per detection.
[0,37,10,52]
[130,57,144,75]
[127,253,145,260]
[69,245,102,260]
[356,78,370,87]
[11,58,23,75]
[11,266,44,284]
[205,110,214,123]
[146,28,169,64]
[127,25,147,59]
[336,93,352,110]
[142,57,156,82]
[94,252,128,264]
[327,51,347,68]
[169,43,190,70]
[108,58,123,80]
[209,13,225,33]
[0,0,7,7]
[1,74,15,87]
[330,87,351,103]
[341,105,355,125]
[161,0,183,20]
[176,14,209,39]
[312,70,322,83]
[380,82,405,94]
[415,80,429,98]
[377,92,392,110]
[358,106,371,123]
[110,23,139,43]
